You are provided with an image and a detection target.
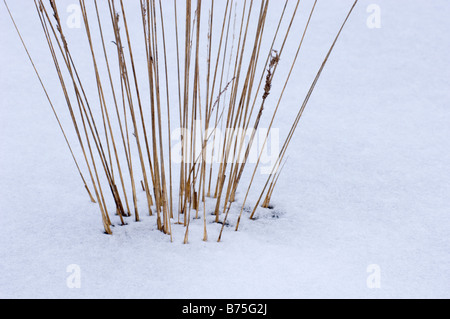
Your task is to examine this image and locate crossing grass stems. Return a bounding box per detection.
[4,0,358,243]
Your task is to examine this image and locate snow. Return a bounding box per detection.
[0,0,449,299]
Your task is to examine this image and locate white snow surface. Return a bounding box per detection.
[0,0,449,299]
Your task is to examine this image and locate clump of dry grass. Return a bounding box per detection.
[4,0,358,242]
